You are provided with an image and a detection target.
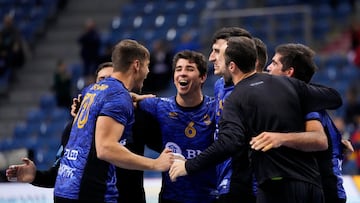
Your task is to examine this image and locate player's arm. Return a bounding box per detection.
[250,119,328,152]
[293,79,342,111]
[31,164,59,188]
[95,115,173,171]
[130,92,155,108]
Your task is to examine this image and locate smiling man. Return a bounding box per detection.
[136,50,218,203]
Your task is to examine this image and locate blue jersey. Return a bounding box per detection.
[54,77,134,202]
[213,77,234,195]
[305,110,346,201]
[139,95,217,203]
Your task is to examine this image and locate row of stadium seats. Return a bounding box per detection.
[0,93,70,169]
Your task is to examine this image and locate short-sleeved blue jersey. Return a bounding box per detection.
[306,110,346,200]
[139,95,217,203]
[54,77,134,202]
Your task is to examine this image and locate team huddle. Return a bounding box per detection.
[5,27,350,203]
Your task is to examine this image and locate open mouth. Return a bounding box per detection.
[179,80,188,86]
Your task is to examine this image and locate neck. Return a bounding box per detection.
[176,92,203,107]
[111,72,133,90]
[233,70,256,85]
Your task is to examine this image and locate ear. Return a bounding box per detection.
[285,67,294,77]
[133,60,140,72]
[200,73,207,84]
[228,61,236,73]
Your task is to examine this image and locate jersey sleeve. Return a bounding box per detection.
[101,91,133,126]
[137,97,159,116]
[305,111,322,121]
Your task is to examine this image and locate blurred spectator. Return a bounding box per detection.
[330,0,356,13]
[97,43,113,65]
[0,38,8,77]
[0,15,26,78]
[143,39,173,93]
[350,116,360,174]
[78,18,101,79]
[52,59,72,109]
[344,85,360,127]
[57,0,69,11]
[350,19,360,67]
[350,19,360,51]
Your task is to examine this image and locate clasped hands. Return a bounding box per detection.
[169,132,280,182]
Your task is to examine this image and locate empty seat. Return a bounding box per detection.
[39,93,57,113]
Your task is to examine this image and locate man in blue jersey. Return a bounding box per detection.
[170,37,343,203]
[53,39,173,203]
[137,50,218,203]
[5,62,114,187]
[6,60,162,203]
[263,43,349,203]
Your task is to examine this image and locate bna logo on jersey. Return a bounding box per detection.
[168,112,178,119]
[203,114,211,125]
[165,142,182,154]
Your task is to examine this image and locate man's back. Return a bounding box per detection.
[220,73,339,186]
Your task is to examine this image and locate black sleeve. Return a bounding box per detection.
[290,78,342,111]
[31,120,72,188]
[32,164,59,188]
[186,92,247,174]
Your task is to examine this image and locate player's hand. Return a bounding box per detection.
[342,139,354,155]
[130,92,156,107]
[250,132,282,152]
[154,148,174,171]
[6,158,36,183]
[71,94,82,117]
[169,159,187,182]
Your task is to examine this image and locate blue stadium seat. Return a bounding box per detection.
[176,14,198,28]
[13,123,41,139]
[26,108,45,123]
[69,62,83,84]
[312,4,332,20]
[110,16,133,32]
[142,1,162,15]
[0,68,11,95]
[39,93,57,113]
[163,1,183,14]
[184,0,203,13]
[312,18,331,40]
[323,54,348,69]
[40,120,67,138]
[334,2,352,22]
[49,107,70,123]
[13,122,31,138]
[0,138,14,151]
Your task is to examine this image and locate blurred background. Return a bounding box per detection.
[0,0,359,201]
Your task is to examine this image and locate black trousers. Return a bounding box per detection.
[256,178,324,203]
